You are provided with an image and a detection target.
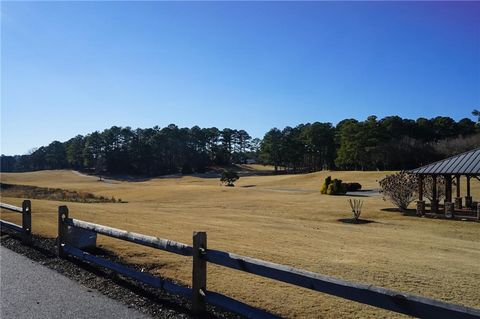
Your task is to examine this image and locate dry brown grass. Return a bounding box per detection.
[1,170,479,318]
[0,182,120,203]
[237,164,276,171]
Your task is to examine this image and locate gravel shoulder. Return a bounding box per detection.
[0,231,239,319]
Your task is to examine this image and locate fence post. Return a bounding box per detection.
[192,231,207,315]
[58,206,69,257]
[21,200,32,245]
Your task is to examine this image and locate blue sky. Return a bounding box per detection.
[1,1,479,155]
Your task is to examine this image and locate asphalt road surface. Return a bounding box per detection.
[0,246,150,319]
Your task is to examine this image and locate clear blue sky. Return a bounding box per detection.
[1,1,479,155]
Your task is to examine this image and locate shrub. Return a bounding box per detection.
[320,176,331,194]
[320,183,327,194]
[220,170,239,187]
[379,171,417,211]
[326,183,334,195]
[321,176,347,195]
[332,179,347,195]
[343,182,362,192]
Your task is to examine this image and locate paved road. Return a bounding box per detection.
[0,247,150,319]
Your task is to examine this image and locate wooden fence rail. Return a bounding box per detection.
[56,205,480,319]
[57,206,269,317]
[0,200,32,244]
[62,244,192,297]
[204,249,480,319]
[63,216,193,256]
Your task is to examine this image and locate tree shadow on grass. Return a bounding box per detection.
[345,194,370,198]
[337,218,375,224]
[381,207,478,222]
[381,208,417,216]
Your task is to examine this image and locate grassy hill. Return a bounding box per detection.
[1,170,479,318]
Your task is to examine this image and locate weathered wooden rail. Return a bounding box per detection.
[57,206,274,318]
[0,200,32,244]
[57,205,480,319]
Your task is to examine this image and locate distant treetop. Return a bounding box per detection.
[1,115,478,174]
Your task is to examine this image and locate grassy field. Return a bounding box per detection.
[1,169,479,318]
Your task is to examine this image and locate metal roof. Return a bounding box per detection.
[410,148,480,175]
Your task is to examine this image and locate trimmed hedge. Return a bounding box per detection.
[321,177,362,195]
[321,176,347,195]
[343,182,362,192]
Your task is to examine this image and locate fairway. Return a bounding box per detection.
[1,170,479,318]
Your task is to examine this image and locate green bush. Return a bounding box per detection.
[333,179,347,195]
[320,183,327,194]
[342,182,362,192]
[326,183,334,195]
[321,176,346,195]
[320,176,331,194]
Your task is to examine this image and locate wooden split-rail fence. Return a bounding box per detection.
[0,200,32,245]
[2,201,480,318]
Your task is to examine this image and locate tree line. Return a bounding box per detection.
[262,116,479,172]
[1,125,259,175]
[1,116,478,175]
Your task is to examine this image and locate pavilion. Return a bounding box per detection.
[410,147,480,219]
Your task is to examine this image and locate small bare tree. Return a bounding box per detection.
[95,155,105,181]
[433,133,480,156]
[423,175,446,201]
[220,170,239,187]
[379,171,417,211]
[348,199,363,222]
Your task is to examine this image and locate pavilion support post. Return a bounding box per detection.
[454,197,462,210]
[465,176,472,209]
[445,202,455,219]
[477,203,480,222]
[454,175,462,209]
[445,175,452,203]
[431,175,438,213]
[416,175,425,216]
[444,175,454,219]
